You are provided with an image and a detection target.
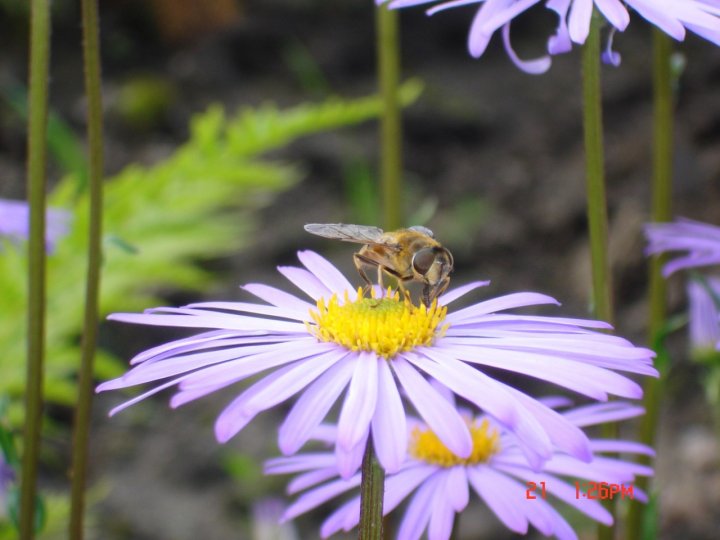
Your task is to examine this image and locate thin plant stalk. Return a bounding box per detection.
[21,0,51,537]
[375,4,403,230]
[582,15,613,325]
[68,0,105,537]
[626,29,674,539]
[581,13,615,540]
[358,437,385,539]
[359,7,400,532]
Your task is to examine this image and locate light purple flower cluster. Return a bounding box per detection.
[0,198,71,252]
[380,0,720,73]
[266,400,653,540]
[101,250,656,537]
[645,217,720,355]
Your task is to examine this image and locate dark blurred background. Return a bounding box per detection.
[1,0,720,538]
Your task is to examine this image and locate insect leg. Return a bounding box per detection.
[355,252,413,298]
[395,278,411,300]
[353,253,375,295]
[376,264,385,293]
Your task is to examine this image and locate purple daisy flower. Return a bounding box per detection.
[266,399,653,540]
[645,218,720,277]
[99,250,656,477]
[687,276,720,356]
[0,198,71,252]
[382,0,720,73]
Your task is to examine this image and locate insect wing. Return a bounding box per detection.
[407,225,434,238]
[304,223,387,245]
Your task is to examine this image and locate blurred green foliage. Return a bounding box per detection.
[283,38,331,98]
[342,159,382,225]
[641,492,659,540]
[342,158,438,227]
[2,83,89,190]
[115,76,177,131]
[0,488,83,540]
[2,397,102,538]
[223,453,264,488]
[0,82,422,426]
[0,0,27,17]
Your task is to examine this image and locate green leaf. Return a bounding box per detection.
[0,87,419,425]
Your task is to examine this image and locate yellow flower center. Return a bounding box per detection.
[308,288,448,359]
[409,419,500,467]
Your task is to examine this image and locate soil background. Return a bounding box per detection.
[2,0,720,538]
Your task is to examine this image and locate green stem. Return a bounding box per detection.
[581,15,616,540]
[582,17,613,326]
[375,4,403,230]
[21,0,51,537]
[358,437,385,540]
[626,29,674,540]
[68,0,105,537]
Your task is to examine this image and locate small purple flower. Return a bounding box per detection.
[382,0,720,73]
[0,198,71,252]
[0,458,12,489]
[99,250,656,477]
[645,218,720,277]
[266,400,653,539]
[687,277,720,356]
[0,455,14,516]
[252,498,299,540]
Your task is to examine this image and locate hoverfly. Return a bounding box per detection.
[304,223,454,306]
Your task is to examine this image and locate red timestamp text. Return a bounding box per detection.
[525,481,547,500]
[575,481,634,500]
[525,481,635,500]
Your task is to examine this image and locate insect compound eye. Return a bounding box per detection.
[412,247,436,276]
